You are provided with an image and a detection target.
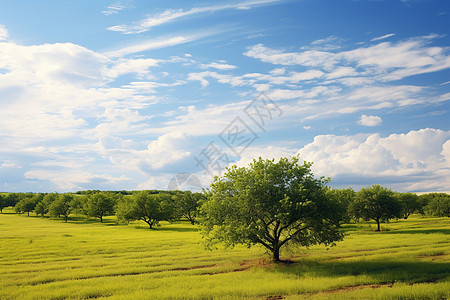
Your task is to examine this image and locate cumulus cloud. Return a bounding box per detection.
[358,115,382,126]
[297,128,450,192]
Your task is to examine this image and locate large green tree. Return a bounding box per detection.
[116,191,175,229]
[201,156,344,262]
[351,185,401,231]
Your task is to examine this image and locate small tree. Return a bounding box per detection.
[0,194,5,213]
[352,185,401,231]
[15,195,36,216]
[49,194,73,222]
[172,191,204,225]
[325,187,355,223]
[116,191,175,229]
[396,193,421,219]
[201,156,344,262]
[85,192,115,222]
[424,194,450,217]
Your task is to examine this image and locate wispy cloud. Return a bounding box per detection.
[107,0,282,34]
[200,62,237,70]
[105,36,192,57]
[371,33,396,41]
[102,0,133,16]
[0,24,8,41]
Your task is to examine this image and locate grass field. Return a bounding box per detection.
[0,208,449,299]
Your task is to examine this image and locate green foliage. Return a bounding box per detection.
[351,185,402,231]
[201,156,344,262]
[171,191,204,224]
[424,193,450,217]
[396,192,421,219]
[85,192,116,222]
[116,191,175,228]
[0,194,5,213]
[49,194,74,222]
[325,187,355,223]
[15,195,37,216]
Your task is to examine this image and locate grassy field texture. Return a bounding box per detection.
[0,209,449,299]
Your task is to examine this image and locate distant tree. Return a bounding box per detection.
[396,193,421,219]
[201,156,344,262]
[351,185,402,231]
[15,195,37,216]
[85,192,116,222]
[5,193,20,207]
[35,201,48,217]
[172,191,204,225]
[49,194,74,222]
[0,194,5,213]
[116,191,175,229]
[424,193,450,217]
[325,187,355,223]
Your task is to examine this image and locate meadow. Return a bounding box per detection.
[0,208,448,299]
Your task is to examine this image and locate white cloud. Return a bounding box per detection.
[200,62,237,70]
[107,0,282,34]
[0,25,8,41]
[24,169,130,191]
[358,115,382,126]
[102,0,132,15]
[371,33,396,41]
[297,128,450,192]
[105,36,192,57]
[245,36,450,81]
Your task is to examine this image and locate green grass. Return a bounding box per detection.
[0,209,448,299]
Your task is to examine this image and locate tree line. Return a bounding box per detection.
[0,190,205,228]
[0,186,447,227]
[0,156,448,262]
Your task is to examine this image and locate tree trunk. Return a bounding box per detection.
[100,215,103,223]
[27,211,30,216]
[376,219,381,231]
[65,215,68,222]
[272,245,280,262]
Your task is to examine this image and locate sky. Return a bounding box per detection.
[0,0,449,193]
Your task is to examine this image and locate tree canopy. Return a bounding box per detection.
[351,185,401,231]
[201,156,344,262]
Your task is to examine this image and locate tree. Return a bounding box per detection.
[396,193,421,219]
[201,156,344,262]
[0,194,5,213]
[49,194,73,222]
[325,187,355,223]
[15,195,36,216]
[424,193,450,217]
[351,185,401,231]
[85,192,115,222]
[116,191,175,229]
[172,191,204,225]
[35,193,58,217]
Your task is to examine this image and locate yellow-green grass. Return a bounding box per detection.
[0,209,448,300]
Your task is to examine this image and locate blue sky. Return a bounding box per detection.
[0,0,449,192]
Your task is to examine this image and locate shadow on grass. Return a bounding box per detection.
[130,224,199,232]
[386,228,450,235]
[273,259,450,284]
